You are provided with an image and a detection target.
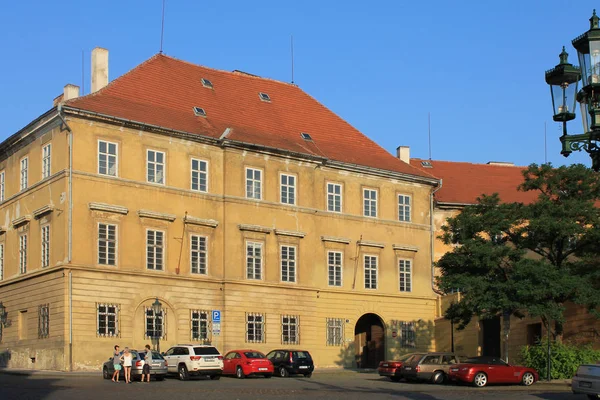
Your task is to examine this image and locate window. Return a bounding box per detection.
[246,242,262,280]
[19,234,27,274]
[98,224,117,266]
[401,321,416,348]
[327,251,342,287]
[280,245,296,283]
[327,183,342,212]
[259,92,271,102]
[147,230,164,270]
[191,310,211,342]
[280,174,296,205]
[38,304,49,339]
[193,107,207,117]
[364,255,377,289]
[145,307,165,339]
[398,194,411,222]
[363,188,377,217]
[41,225,50,268]
[245,168,262,199]
[399,259,412,292]
[0,171,4,202]
[246,312,265,343]
[42,144,51,179]
[326,318,344,346]
[147,150,165,184]
[97,303,119,337]
[281,315,299,344]
[98,140,118,176]
[20,157,28,191]
[190,235,207,274]
[191,159,208,192]
[201,78,213,89]
[0,243,3,280]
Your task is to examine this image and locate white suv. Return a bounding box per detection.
[163,344,224,380]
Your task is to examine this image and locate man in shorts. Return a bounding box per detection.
[141,344,152,382]
[111,345,121,382]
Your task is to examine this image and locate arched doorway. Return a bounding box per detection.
[355,313,385,368]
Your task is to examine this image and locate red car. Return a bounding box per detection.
[448,356,538,387]
[222,349,274,379]
[378,353,418,382]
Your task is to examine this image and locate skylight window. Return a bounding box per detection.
[421,161,432,168]
[193,107,207,117]
[201,78,213,89]
[259,92,271,102]
[300,132,312,141]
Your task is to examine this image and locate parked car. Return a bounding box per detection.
[162,344,223,380]
[572,363,600,399]
[102,349,166,381]
[266,349,314,377]
[447,356,538,387]
[400,352,460,384]
[139,349,168,380]
[378,353,418,382]
[222,349,274,378]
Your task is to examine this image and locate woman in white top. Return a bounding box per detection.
[120,347,133,383]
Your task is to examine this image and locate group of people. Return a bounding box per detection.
[111,344,154,383]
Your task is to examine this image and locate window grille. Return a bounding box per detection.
[401,321,416,348]
[145,307,166,340]
[38,304,49,339]
[97,303,119,337]
[191,309,211,343]
[245,312,265,343]
[281,315,299,344]
[326,318,344,346]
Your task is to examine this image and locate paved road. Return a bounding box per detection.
[0,370,589,400]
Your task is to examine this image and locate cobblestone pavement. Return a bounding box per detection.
[0,370,588,400]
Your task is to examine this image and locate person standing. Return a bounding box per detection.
[111,345,121,382]
[121,347,133,383]
[141,344,152,382]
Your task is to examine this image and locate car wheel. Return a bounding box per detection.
[431,371,445,384]
[236,367,245,379]
[155,375,165,381]
[473,372,487,387]
[304,372,312,378]
[521,372,535,386]
[278,366,289,378]
[264,374,272,378]
[210,375,221,380]
[103,367,110,380]
[178,364,189,381]
[390,376,401,382]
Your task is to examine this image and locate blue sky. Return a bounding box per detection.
[0,1,598,168]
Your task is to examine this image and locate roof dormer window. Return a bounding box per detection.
[193,107,207,117]
[201,78,213,89]
[259,92,271,102]
[300,132,312,141]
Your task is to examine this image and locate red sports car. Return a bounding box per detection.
[448,356,538,387]
[378,353,418,382]
[222,349,274,379]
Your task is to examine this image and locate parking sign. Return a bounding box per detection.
[212,310,221,322]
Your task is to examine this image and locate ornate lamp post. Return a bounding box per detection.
[546,10,600,170]
[151,298,163,353]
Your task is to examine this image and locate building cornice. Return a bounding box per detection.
[274,229,306,238]
[12,215,31,227]
[238,224,272,234]
[184,215,219,228]
[89,202,129,215]
[33,204,54,218]
[137,209,177,222]
[321,236,351,244]
[392,244,419,252]
[358,240,385,249]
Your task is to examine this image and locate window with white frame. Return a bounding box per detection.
[41,225,50,268]
[191,309,211,342]
[245,312,265,343]
[147,150,165,184]
[38,304,49,339]
[98,224,117,266]
[0,243,3,280]
[147,230,164,270]
[145,307,165,339]
[280,245,296,283]
[190,235,207,274]
[401,321,416,348]
[327,251,342,287]
[280,174,296,205]
[20,157,28,191]
[326,318,344,346]
[19,234,27,274]
[245,168,262,199]
[398,194,411,222]
[399,259,412,292]
[281,315,299,344]
[0,171,5,202]
[97,303,119,337]
[364,255,377,289]
[246,242,262,280]
[363,188,377,217]
[98,140,118,176]
[191,159,208,192]
[327,183,342,212]
[42,144,51,179]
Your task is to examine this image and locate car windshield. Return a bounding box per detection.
[194,347,220,355]
[292,351,311,359]
[244,352,266,359]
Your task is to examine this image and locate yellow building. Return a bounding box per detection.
[0,48,442,371]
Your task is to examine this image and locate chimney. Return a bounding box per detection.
[91,47,109,93]
[396,146,410,164]
[63,84,80,101]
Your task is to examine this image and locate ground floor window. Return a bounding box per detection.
[38,304,49,338]
[246,312,265,343]
[191,309,211,342]
[145,307,166,339]
[326,318,344,346]
[281,315,299,344]
[97,303,119,337]
[401,321,416,348]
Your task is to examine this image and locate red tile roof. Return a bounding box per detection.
[409,159,538,205]
[66,54,435,180]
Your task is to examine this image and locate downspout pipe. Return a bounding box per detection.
[430,180,444,296]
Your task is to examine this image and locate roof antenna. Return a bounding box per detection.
[81,50,85,95]
[428,112,432,160]
[291,35,295,84]
[159,0,166,54]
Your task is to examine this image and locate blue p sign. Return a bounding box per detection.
[212,310,221,322]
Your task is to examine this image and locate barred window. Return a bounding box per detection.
[364,255,377,289]
[38,304,49,339]
[191,159,208,192]
[147,230,164,270]
[401,321,416,348]
[190,235,207,274]
[399,259,412,292]
[147,150,165,184]
[246,313,265,343]
[98,140,118,176]
[280,245,296,283]
[363,188,377,217]
[281,315,299,344]
[42,143,52,179]
[327,183,342,212]
[20,157,28,191]
[191,310,211,342]
[97,303,119,337]
[246,168,262,199]
[327,251,342,287]
[145,307,166,339]
[246,242,262,280]
[398,194,411,222]
[280,174,296,205]
[41,225,50,268]
[98,224,117,266]
[19,234,27,274]
[326,318,344,346]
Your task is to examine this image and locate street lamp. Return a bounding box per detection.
[151,298,163,353]
[546,10,600,170]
